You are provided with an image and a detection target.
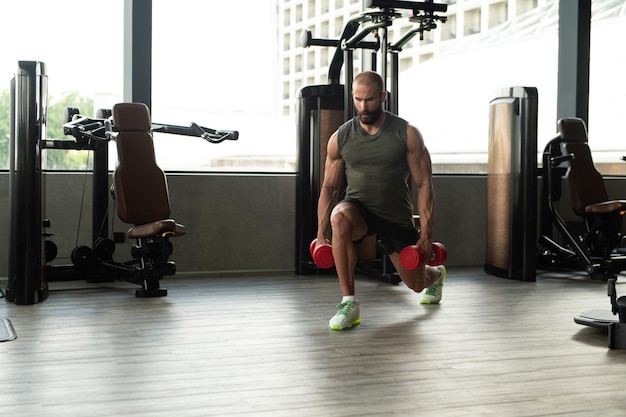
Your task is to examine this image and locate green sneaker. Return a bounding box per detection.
[329,300,360,330]
[421,265,446,304]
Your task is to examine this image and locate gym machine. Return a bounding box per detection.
[525,118,626,348]
[295,0,447,282]
[536,118,626,280]
[484,87,538,282]
[6,61,238,304]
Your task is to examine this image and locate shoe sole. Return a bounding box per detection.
[329,317,361,330]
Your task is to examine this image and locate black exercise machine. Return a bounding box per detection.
[536,117,626,280]
[6,61,238,304]
[60,103,236,298]
[541,118,626,349]
[295,0,447,283]
[575,278,626,349]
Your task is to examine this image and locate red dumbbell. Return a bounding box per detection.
[399,242,448,270]
[310,239,335,269]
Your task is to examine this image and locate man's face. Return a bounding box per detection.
[352,81,385,125]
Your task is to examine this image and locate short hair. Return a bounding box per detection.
[353,71,384,95]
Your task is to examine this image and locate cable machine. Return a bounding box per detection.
[295,0,447,281]
[6,61,238,304]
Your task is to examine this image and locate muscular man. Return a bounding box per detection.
[315,71,446,330]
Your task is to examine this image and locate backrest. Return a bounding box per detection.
[113,103,171,225]
[559,117,609,216]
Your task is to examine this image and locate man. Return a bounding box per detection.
[315,71,446,330]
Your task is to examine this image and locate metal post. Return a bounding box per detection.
[389,51,399,115]
[7,61,49,304]
[343,47,355,121]
[557,0,591,125]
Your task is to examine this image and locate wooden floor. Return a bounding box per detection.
[1,267,626,417]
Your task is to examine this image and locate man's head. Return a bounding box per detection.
[352,71,386,125]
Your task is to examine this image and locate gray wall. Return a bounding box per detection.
[7,172,626,278]
[0,173,491,278]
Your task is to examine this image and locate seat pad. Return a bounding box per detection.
[128,219,186,239]
[585,200,626,215]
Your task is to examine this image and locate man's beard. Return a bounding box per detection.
[358,106,383,125]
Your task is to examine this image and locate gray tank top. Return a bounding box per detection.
[337,112,413,229]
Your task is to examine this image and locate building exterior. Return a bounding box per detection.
[277,0,543,117]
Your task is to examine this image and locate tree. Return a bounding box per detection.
[0,89,95,170]
[45,91,95,170]
[0,89,9,169]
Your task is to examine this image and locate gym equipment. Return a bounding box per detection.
[8,61,50,304]
[400,242,447,270]
[484,87,538,282]
[105,102,186,297]
[309,240,335,269]
[60,103,236,298]
[6,61,238,304]
[575,278,626,349]
[536,117,626,280]
[295,1,447,284]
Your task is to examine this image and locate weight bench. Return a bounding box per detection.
[558,117,626,347]
[111,102,186,297]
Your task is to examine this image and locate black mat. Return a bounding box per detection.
[1,318,17,342]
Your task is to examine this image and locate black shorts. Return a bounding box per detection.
[341,197,419,255]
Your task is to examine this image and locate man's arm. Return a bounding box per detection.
[406,124,435,251]
[317,131,345,241]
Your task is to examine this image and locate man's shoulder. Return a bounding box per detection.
[337,117,358,140]
[385,111,409,126]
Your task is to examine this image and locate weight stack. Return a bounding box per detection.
[295,84,345,274]
[484,86,538,282]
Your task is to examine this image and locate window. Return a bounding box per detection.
[4,1,625,176]
[489,2,508,28]
[441,14,457,41]
[152,1,294,172]
[334,16,344,37]
[296,55,303,73]
[308,2,316,20]
[283,7,291,27]
[296,4,303,23]
[464,8,481,36]
[399,56,413,72]
[322,0,330,14]
[0,0,123,171]
[394,0,626,175]
[587,3,626,174]
[284,33,291,51]
[517,0,538,16]
[398,2,560,174]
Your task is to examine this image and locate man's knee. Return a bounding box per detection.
[330,209,349,234]
[331,204,366,238]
